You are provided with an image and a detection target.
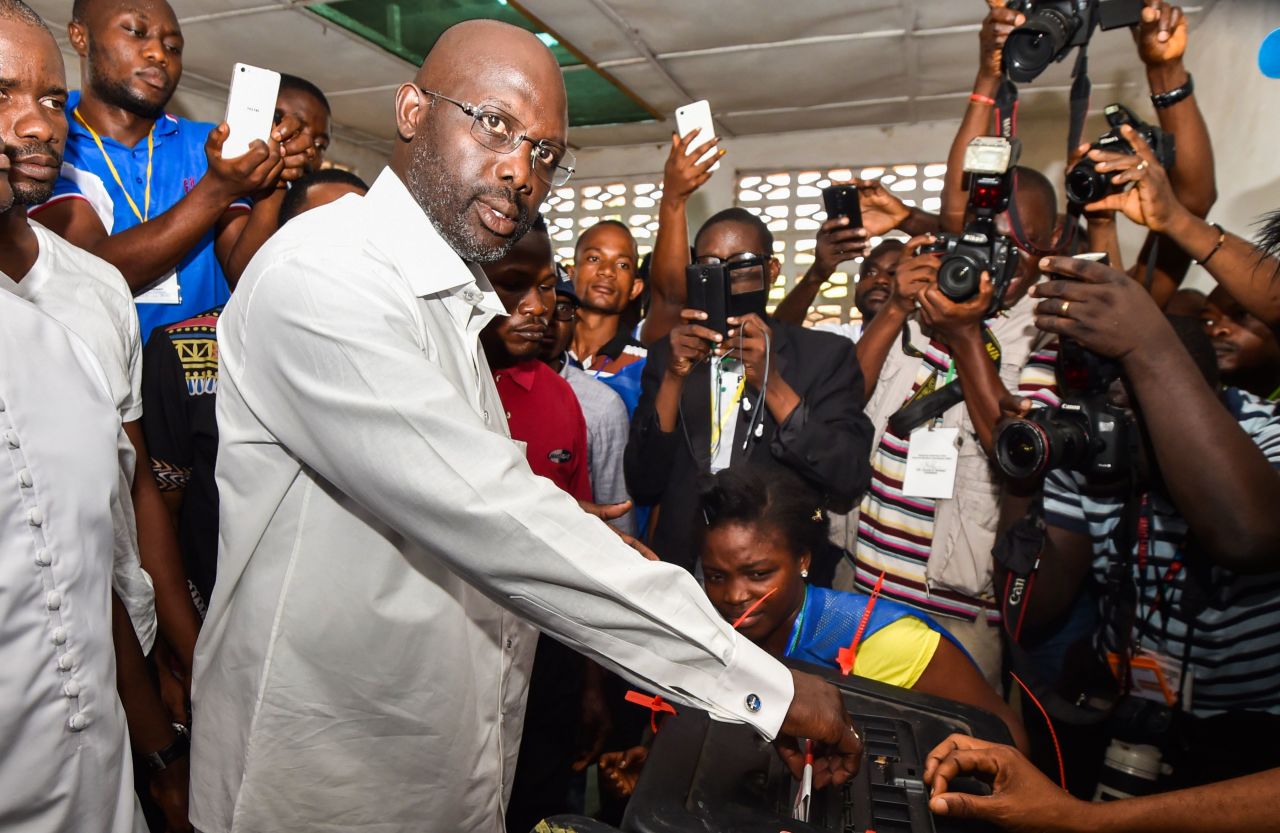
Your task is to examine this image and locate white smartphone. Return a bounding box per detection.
[675,100,720,171]
[223,63,281,159]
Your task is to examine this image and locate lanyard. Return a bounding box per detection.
[73,108,154,223]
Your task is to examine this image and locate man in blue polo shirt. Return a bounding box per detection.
[29,0,313,340]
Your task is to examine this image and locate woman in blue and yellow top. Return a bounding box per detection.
[697,465,1027,749]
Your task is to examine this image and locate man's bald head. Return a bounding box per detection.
[392,19,568,263]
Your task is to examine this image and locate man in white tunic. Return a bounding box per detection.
[190,19,861,833]
[0,217,144,833]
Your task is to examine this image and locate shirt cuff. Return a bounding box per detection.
[704,631,794,740]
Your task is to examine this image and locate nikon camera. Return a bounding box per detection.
[916,136,1021,317]
[1066,103,1175,206]
[1003,0,1145,83]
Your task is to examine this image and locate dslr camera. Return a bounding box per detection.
[915,137,1020,316]
[1003,0,1145,83]
[1066,103,1176,206]
[995,324,1138,482]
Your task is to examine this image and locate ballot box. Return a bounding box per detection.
[621,661,1013,833]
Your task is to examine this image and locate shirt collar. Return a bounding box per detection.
[362,167,506,316]
[66,90,181,143]
[500,359,542,392]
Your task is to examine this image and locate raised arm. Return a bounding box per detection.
[639,130,721,346]
[856,235,938,398]
[772,217,869,325]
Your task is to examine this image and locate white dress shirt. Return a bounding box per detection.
[0,290,145,833]
[0,221,156,652]
[190,168,794,833]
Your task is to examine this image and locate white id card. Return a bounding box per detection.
[135,269,182,305]
[901,427,959,499]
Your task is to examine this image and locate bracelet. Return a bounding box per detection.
[1150,73,1194,109]
[1197,223,1226,266]
[143,723,190,772]
[969,92,996,106]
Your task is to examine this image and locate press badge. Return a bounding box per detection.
[901,427,959,499]
[136,269,182,305]
[1107,649,1192,709]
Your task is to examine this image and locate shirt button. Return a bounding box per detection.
[745,693,762,712]
[46,590,62,610]
[52,627,67,645]
[5,429,19,448]
[134,176,143,184]
[463,289,483,304]
[34,548,51,566]
[18,468,33,488]
[505,637,513,650]
[63,679,82,697]
[482,409,490,424]
[68,712,88,731]
[57,653,74,671]
[27,507,43,527]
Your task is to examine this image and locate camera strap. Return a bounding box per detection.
[887,326,1001,436]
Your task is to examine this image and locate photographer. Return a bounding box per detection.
[843,166,1063,683]
[1018,254,1280,789]
[624,208,873,573]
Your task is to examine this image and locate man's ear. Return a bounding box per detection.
[768,257,781,286]
[394,83,426,143]
[799,552,812,577]
[628,276,646,302]
[67,21,89,59]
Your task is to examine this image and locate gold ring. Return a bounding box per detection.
[1061,300,1071,317]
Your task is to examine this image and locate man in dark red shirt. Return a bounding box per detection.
[481,216,600,831]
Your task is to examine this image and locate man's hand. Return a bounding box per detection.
[855,178,911,237]
[722,313,776,390]
[1133,0,1187,67]
[979,0,1026,81]
[887,235,942,316]
[663,129,722,204]
[666,309,721,379]
[813,216,871,276]
[578,499,659,559]
[204,125,284,203]
[274,112,317,186]
[1084,124,1188,233]
[917,272,995,347]
[776,669,863,788]
[149,754,194,832]
[924,734,1083,833]
[1031,254,1168,361]
[598,746,649,799]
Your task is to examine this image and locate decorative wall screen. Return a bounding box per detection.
[736,163,948,327]
[541,175,664,266]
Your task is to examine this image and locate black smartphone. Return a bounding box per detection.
[822,184,862,227]
[685,262,729,336]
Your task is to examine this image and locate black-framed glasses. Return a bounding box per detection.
[553,299,577,322]
[419,88,576,187]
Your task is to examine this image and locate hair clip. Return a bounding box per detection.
[811,508,823,522]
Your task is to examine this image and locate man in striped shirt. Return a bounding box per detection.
[1026,256,1280,789]
[837,168,1063,684]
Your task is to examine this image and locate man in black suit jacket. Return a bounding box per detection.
[625,208,874,573]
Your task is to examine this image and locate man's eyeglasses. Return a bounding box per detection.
[419,88,576,187]
[553,299,577,322]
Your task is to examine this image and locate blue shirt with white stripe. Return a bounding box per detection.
[1044,387,1280,717]
[31,91,248,342]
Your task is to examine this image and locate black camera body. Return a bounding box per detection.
[916,169,1019,316]
[995,338,1137,482]
[1066,103,1176,206]
[1003,0,1145,83]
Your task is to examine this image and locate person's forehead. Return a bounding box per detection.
[0,20,64,83]
[98,1,180,30]
[697,221,765,255]
[278,89,329,120]
[863,247,901,271]
[579,225,635,255]
[445,61,566,141]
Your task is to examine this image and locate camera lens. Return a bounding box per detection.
[995,420,1051,479]
[937,253,984,302]
[1003,8,1079,83]
[1065,160,1111,205]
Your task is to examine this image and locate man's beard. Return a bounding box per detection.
[404,123,532,263]
[87,39,170,121]
[9,142,62,207]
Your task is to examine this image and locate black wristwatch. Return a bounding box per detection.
[1151,74,1193,109]
[143,723,190,771]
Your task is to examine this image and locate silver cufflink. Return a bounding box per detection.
[745,693,761,712]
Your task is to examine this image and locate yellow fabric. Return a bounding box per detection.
[851,616,941,690]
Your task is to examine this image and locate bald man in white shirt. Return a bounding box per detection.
[190,20,861,833]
